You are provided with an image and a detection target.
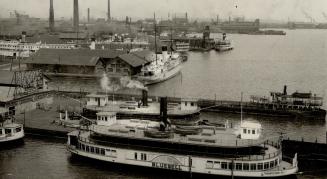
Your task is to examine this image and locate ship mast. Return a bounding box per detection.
[154,12,157,65]
[241,92,243,124]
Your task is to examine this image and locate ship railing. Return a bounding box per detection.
[79,134,282,161]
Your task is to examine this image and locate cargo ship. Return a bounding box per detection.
[67,97,298,178]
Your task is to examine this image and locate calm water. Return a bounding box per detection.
[2,29,327,178]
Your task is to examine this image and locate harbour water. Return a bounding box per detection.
[2,29,327,178]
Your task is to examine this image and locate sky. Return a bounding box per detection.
[1,0,327,23]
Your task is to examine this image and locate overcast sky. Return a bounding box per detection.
[1,0,327,22]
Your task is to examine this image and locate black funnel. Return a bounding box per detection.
[142,90,148,106]
[159,97,168,130]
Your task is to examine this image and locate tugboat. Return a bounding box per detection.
[82,90,200,126]
[215,33,233,52]
[0,108,24,145]
[67,97,298,178]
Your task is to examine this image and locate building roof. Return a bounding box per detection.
[25,49,125,66]
[118,50,155,68]
[0,71,15,86]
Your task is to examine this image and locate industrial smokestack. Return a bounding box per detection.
[21,31,26,43]
[49,0,55,32]
[87,8,90,23]
[107,0,111,22]
[283,85,287,95]
[73,0,79,32]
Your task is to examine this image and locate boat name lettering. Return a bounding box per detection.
[152,162,181,171]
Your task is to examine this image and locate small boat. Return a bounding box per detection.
[215,33,233,52]
[0,108,24,145]
[67,97,298,178]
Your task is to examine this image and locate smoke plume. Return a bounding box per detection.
[100,73,147,92]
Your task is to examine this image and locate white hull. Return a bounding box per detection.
[0,126,24,143]
[67,138,298,178]
[215,45,234,52]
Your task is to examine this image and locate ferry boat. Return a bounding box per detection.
[0,108,24,144]
[82,90,200,125]
[215,33,233,52]
[135,46,182,85]
[249,85,326,119]
[67,97,298,178]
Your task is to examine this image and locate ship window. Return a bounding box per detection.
[5,129,11,134]
[134,152,137,160]
[243,129,246,134]
[100,148,105,155]
[0,130,2,135]
[243,163,249,170]
[91,147,94,153]
[248,130,251,134]
[16,127,21,133]
[270,161,275,168]
[213,161,221,169]
[105,117,108,121]
[82,144,85,151]
[221,162,227,169]
[252,130,255,134]
[250,163,257,170]
[141,153,147,161]
[206,161,213,169]
[264,162,269,169]
[258,163,263,170]
[86,146,89,152]
[191,102,194,106]
[275,159,278,166]
[235,163,242,170]
[228,162,234,170]
[96,148,100,154]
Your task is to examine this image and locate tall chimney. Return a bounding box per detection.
[21,31,26,43]
[73,0,79,32]
[107,0,111,22]
[87,8,90,23]
[49,0,55,32]
[283,85,287,95]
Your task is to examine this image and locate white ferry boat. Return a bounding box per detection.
[67,97,298,178]
[135,46,182,85]
[215,33,234,52]
[82,90,200,125]
[0,108,24,144]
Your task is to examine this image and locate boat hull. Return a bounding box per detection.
[67,142,297,178]
[136,64,182,85]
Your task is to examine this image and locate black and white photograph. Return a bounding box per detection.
[0,0,326,178]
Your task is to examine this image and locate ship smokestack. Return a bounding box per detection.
[142,90,148,106]
[73,0,79,32]
[49,0,55,32]
[21,31,26,43]
[283,85,287,95]
[159,97,168,131]
[162,46,168,59]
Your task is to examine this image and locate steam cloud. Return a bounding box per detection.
[100,73,148,92]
